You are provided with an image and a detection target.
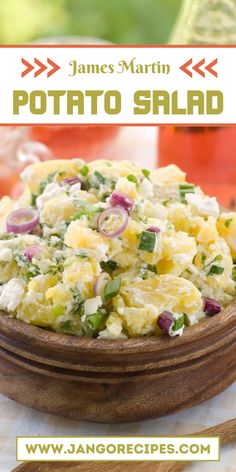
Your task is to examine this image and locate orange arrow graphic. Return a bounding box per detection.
[21,58,34,77]
[179,58,193,78]
[192,58,205,77]
[205,58,218,77]
[34,58,47,78]
[47,58,60,77]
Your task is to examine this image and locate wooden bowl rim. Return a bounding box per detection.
[0,299,235,357]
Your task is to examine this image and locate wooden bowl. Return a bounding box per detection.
[0,302,235,423]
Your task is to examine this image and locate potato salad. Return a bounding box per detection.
[0,158,235,339]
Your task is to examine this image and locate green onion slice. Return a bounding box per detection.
[127,174,137,184]
[104,278,121,301]
[225,218,233,228]
[60,320,74,333]
[232,265,236,280]
[179,183,195,202]
[138,231,157,252]
[80,165,89,176]
[94,171,106,184]
[101,260,118,274]
[172,315,184,332]
[142,169,150,179]
[208,265,224,276]
[86,309,107,331]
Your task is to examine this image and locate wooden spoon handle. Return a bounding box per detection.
[155,417,236,472]
[196,417,236,446]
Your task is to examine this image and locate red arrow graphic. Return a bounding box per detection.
[180,58,218,78]
[47,58,60,77]
[179,58,193,78]
[192,58,205,77]
[21,58,34,77]
[21,58,60,78]
[34,58,47,78]
[205,58,218,77]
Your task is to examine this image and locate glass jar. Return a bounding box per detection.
[0,128,51,198]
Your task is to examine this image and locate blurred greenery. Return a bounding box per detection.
[0,0,181,44]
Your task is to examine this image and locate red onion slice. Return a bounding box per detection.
[24,245,41,262]
[62,177,82,186]
[94,273,111,296]
[109,191,134,213]
[146,226,161,233]
[157,311,174,334]
[203,297,222,317]
[97,206,128,238]
[6,208,39,234]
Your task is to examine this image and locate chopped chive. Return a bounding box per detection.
[71,288,84,316]
[94,170,106,184]
[101,260,118,274]
[172,315,184,332]
[80,165,89,176]
[127,174,137,184]
[232,265,236,281]
[162,199,174,206]
[60,320,73,332]
[86,309,107,331]
[47,171,58,183]
[225,218,233,228]
[0,233,16,241]
[138,231,157,252]
[147,264,157,274]
[31,193,37,207]
[201,254,207,265]
[179,183,195,202]
[142,169,150,179]
[104,278,121,301]
[179,183,195,189]
[208,265,224,276]
[75,250,88,259]
[183,314,191,327]
[204,254,223,270]
[101,191,111,202]
[31,172,58,207]
[73,200,98,220]
[214,254,223,262]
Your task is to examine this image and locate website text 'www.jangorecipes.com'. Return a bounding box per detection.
[16,436,220,462]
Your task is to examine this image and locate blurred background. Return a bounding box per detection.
[0,0,180,44]
[1,0,183,199]
[0,0,181,197]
